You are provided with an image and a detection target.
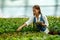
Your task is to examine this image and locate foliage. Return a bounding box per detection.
[0,32,60,40]
[0,16,60,40]
[0,16,60,33]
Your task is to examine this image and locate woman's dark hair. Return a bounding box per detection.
[33,5,41,14]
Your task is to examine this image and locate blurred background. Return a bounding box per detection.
[0,0,60,18]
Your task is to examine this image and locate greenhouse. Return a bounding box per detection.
[0,0,60,40]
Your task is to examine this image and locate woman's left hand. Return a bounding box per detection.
[40,22,46,27]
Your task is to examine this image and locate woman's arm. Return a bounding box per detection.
[16,16,34,31]
[43,15,49,27]
[17,23,27,31]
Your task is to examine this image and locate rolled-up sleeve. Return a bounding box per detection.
[43,15,49,27]
[25,16,34,26]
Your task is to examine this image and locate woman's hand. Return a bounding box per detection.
[40,21,46,27]
[36,21,46,27]
[16,23,27,32]
[16,26,23,32]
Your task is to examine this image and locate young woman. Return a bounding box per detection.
[17,5,49,34]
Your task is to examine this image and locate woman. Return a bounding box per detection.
[17,5,49,34]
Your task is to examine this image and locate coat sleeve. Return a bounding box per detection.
[25,16,34,26]
[43,15,49,27]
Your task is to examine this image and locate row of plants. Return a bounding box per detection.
[0,16,60,40]
[0,16,60,34]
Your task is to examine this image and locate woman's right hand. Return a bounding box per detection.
[16,23,27,32]
[16,26,22,32]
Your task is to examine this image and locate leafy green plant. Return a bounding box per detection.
[0,16,60,34]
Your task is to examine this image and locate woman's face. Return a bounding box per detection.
[33,8,39,15]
